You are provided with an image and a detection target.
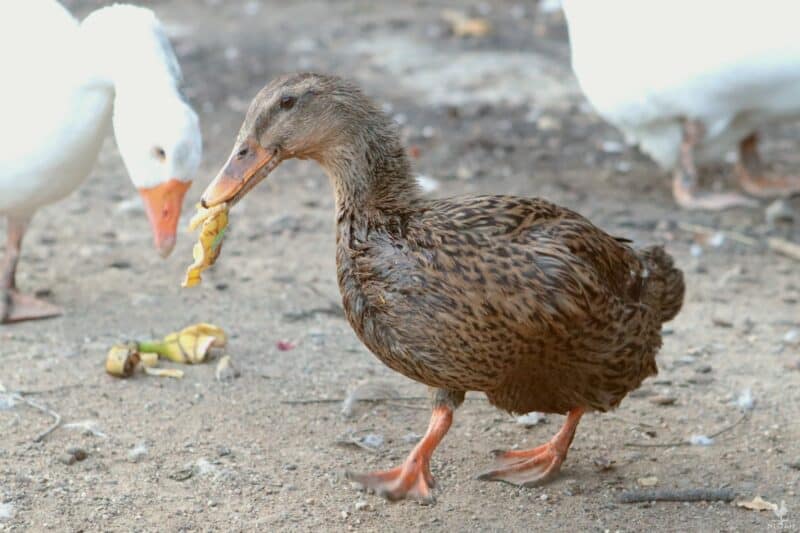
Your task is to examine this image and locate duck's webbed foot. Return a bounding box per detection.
[346,452,438,503]
[346,390,462,503]
[672,120,757,211]
[736,133,800,198]
[477,407,584,488]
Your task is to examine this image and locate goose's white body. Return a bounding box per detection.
[0,0,199,219]
[563,0,800,168]
[1,1,111,217]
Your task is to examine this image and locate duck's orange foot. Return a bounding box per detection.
[477,407,585,488]
[346,459,436,503]
[477,443,565,487]
[346,404,454,503]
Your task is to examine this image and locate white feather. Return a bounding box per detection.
[563,0,800,168]
[0,1,201,217]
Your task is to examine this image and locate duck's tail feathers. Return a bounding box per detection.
[639,245,684,323]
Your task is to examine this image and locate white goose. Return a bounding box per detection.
[563,0,800,210]
[0,1,201,322]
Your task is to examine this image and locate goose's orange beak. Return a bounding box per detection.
[138,178,192,258]
[200,138,278,208]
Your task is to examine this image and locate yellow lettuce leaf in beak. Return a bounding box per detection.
[182,203,229,288]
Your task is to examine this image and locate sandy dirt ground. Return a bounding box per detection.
[2,1,799,531]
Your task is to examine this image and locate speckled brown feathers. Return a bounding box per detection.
[231,73,685,416]
[205,73,686,497]
[337,193,684,415]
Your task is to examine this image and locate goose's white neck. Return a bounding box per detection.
[78,5,183,99]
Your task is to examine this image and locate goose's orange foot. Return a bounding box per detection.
[346,456,436,503]
[672,170,757,211]
[737,133,800,198]
[477,407,584,488]
[1,290,62,324]
[737,168,800,198]
[346,404,453,503]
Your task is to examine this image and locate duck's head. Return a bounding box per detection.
[201,73,376,207]
[86,4,202,257]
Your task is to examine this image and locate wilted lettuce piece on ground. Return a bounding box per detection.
[105,343,140,377]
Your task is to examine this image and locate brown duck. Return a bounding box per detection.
[200,73,685,502]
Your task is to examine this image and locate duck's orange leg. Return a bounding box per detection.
[736,133,800,198]
[673,120,757,211]
[477,407,584,487]
[346,404,453,503]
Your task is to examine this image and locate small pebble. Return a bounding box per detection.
[401,433,422,444]
[354,501,369,511]
[59,453,76,466]
[128,442,148,463]
[536,115,560,131]
[735,389,755,411]
[516,412,545,426]
[60,446,88,465]
[0,501,14,522]
[215,355,240,383]
[784,329,800,346]
[359,434,384,450]
[600,140,623,154]
[649,395,676,406]
[765,198,795,226]
[637,476,658,487]
[709,233,725,247]
[689,435,714,446]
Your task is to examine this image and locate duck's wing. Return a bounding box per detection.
[421,195,644,301]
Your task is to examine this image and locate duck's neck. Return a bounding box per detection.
[318,125,420,222]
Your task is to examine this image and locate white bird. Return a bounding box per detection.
[562,0,800,210]
[0,1,202,322]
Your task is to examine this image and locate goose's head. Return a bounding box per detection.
[83,4,202,257]
[114,93,201,257]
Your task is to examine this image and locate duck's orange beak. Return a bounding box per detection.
[200,137,278,208]
[138,178,192,258]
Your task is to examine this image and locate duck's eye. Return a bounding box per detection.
[152,146,166,161]
[279,95,296,110]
